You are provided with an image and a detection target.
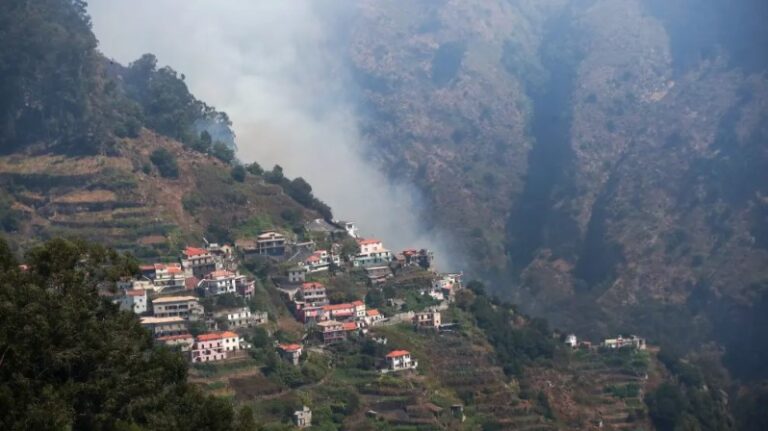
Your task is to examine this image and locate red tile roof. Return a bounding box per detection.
[154,263,182,272]
[342,322,358,331]
[386,350,410,358]
[366,309,380,316]
[184,246,208,257]
[322,303,353,311]
[196,331,238,342]
[126,289,146,297]
[351,300,365,307]
[357,239,381,245]
[278,343,302,352]
[208,270,234,278]
[302,282,324,290]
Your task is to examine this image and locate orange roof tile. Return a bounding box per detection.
[366,309,380,316]
[184,247,209,257]
[342,322,358,331]
[302,282,324,290]
[357,239,381,245]
[208,270,234,278]
[322,303,353,311]
[196,331,238,342]
[126,289,146,297]
[351,300,365,307]
[278,343,302,352]
[386,350,410,358]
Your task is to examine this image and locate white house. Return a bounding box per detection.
[304,249,340,273]
[288,266,307,283]
[353,239,393,268]
[602,335,646,350]
[147,263,187,291]
[382,350,418,373]
[118,289,147,314]
[277,343,303,365]
[565,334,578,348]
[190,331,243,363]
[293,406,312,429]
[197,270,251,297]
[338,220,359,238]
[181,247,217,278]
[212,307,267,329]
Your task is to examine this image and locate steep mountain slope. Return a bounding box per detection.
[0,130,320,259]
[0,0,327,258]
[348,0,768,353]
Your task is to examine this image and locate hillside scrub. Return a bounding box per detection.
[463,281,556,376]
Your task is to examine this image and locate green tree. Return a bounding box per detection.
[231,165,247,182]
[246,162,263,176]
[0,236,236,429]
[211,142,235,164]
[150,148,179,178]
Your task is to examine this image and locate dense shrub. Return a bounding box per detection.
[149,148,179,178]
[231,165,247,182]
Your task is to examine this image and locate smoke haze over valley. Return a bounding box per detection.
[87,0,460,267]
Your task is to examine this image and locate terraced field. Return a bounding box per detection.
[0,130,319,260]
[526,348,657,431]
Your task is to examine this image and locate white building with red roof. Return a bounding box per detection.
[304,249,340,273]
[144,263,186,291]
[383,350,418,373]
[191,331,243,363]
[181,246,217,278]
[352,300,366,318]
[277,343,303,365]
[363,309,384,326]
[353,239,393,268]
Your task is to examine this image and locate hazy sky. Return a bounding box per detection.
[87,0,459,268]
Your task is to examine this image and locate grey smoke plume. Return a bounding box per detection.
[88,0,460,270]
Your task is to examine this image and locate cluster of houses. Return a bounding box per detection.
[564,333,647,351]
[113,216,466,381]
[277,281,384,344]
[112,243,267,363]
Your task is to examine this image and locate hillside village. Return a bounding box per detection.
[115,218,463,367]
[109,216,653,430]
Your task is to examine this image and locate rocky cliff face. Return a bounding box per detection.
[347,0,768,348]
